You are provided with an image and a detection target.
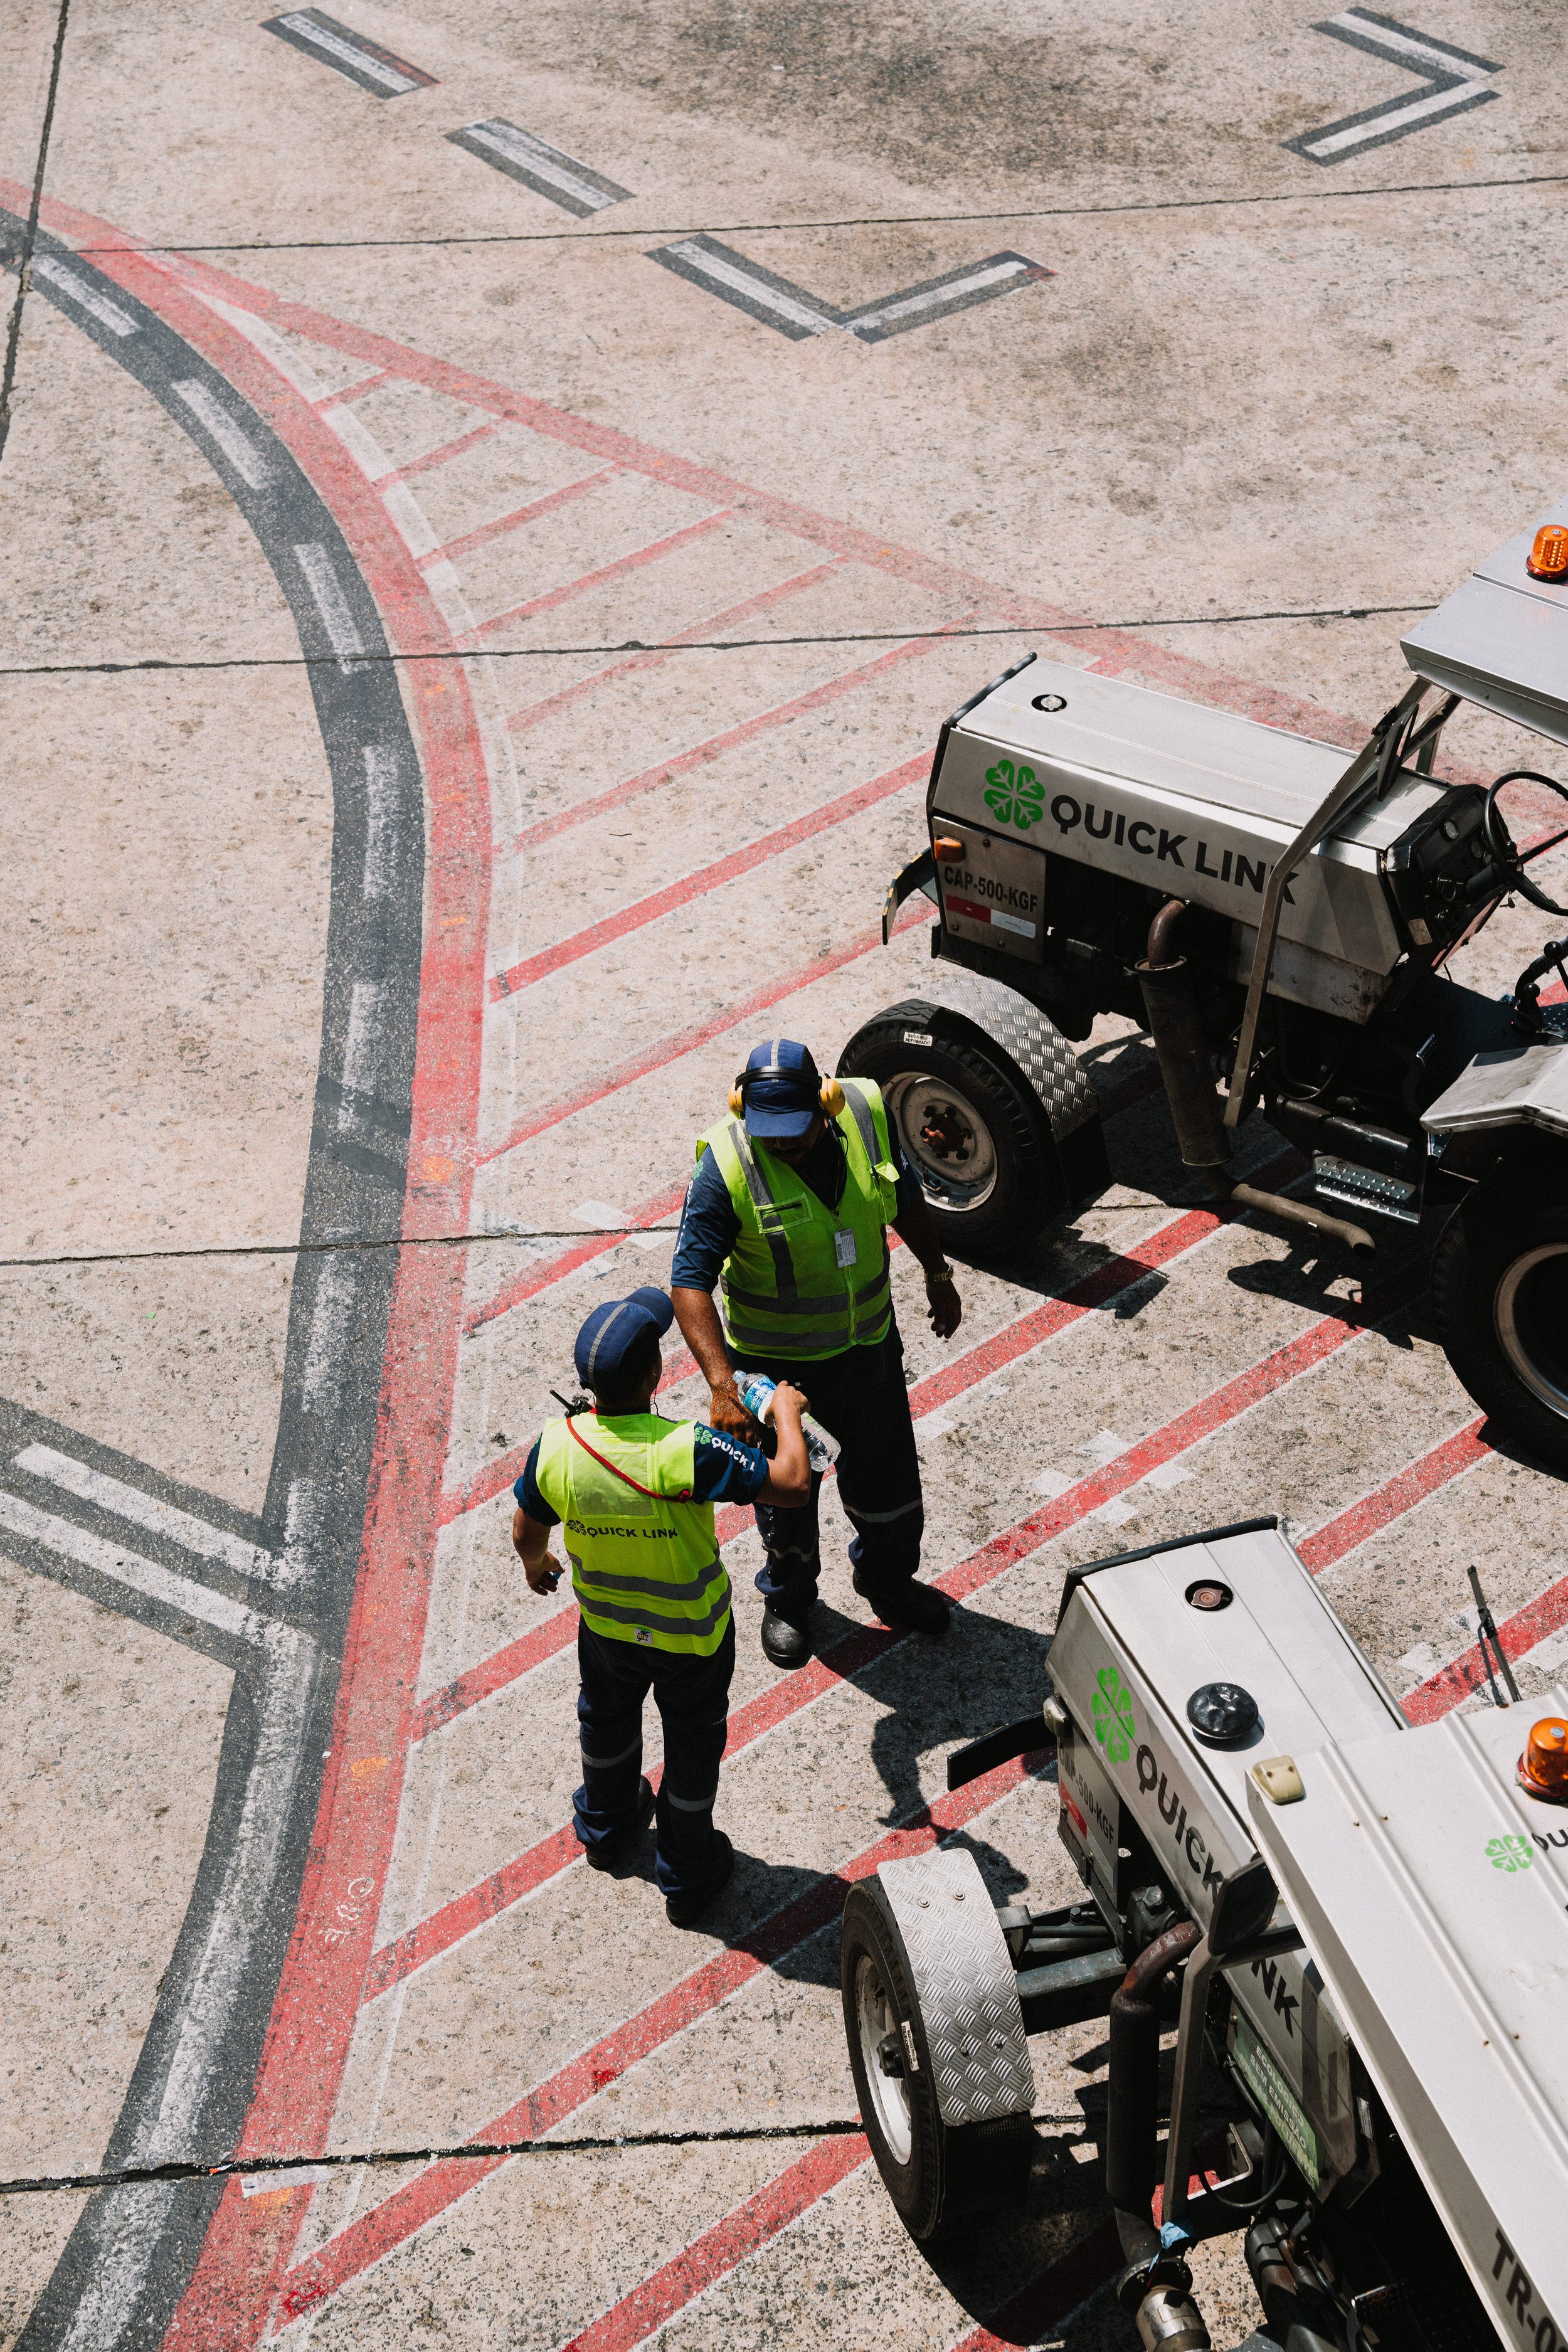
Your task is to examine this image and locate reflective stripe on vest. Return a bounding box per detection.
[533,1414,731,1656]
[696,1079,900,1362]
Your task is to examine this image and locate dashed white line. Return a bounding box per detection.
[171,379,273,489]
[362,746,401,899]
[659,240,840,336]
[13,1444,275,1581]
[849,255,1028,332]
[274,10,420,92]
[32,255,139,336]
[302,1258,358,1409]
[459,121,622,211]
[339,979,384,1129]
[294,540,367,669]
[0,1489,266,1643]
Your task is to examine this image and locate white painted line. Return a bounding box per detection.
[321,397,391,480]
[576,1198,633,1229]
[1517,1623,1568,1678]
[198,294,329,398]
[1078,1428,1131,1466]
[1092,1496,1140,1529]
[461,122,620,211]
[1142,1459,1194,1491]
[850,257,1027,331]
[0,1488,265,1643]
[339,979,384,1129]
[380,477,440,559]
[171,378,273,489]
[303,1259,357,1409]
[362,745,400,899]
[241,2164,332,2196]
[661,241,839,337]
[32,255,139,336]
[1032,1468,1073,1498]
[13,1444,274,1581]
[1324,8,1493,78]
[1303,78,1488,156]
[275,10,418,91]
[278,1472,328,1589]
[294,540,367,668]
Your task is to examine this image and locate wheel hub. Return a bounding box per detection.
[855,1955,913,2163]
[886,1073,999,1212]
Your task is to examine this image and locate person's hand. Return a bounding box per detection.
[526,1555,564,1596]
[707,1377,762,1444]
[771,1380,808,1420]
[925,1267,961,1340]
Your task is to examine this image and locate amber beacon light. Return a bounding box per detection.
[1524,524,1568,581]
[1517,1714,1568,1803]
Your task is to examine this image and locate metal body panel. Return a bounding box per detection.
[1050,1526,1399,2178]
[877,1847,1037,2126]
[932,659,1440,1016]
[1422,1042,1568,1140]
[1248,1698,1568,2352]
[906,964,1101,1141]
[1404,494,1568,749]
[931,830,1047,964]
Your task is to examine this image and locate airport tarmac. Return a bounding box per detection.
[3,3,1567,2346]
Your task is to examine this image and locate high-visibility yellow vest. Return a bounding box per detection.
[696,1079,901,1363]
[533,1413,731,1656]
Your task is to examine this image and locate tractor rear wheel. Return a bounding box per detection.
[1433,1171,1568,1473]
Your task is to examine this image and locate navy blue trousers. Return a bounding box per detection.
[574,1617,734,1897]
[743,1329,925,1620]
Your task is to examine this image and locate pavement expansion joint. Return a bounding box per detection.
[0,1227,681,1271]
[0,605,1433,682]
[28,167,1568,262]
[0,2119,872,2201]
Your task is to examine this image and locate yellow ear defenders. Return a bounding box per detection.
[728,1065,845,1118]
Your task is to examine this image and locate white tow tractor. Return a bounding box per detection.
[844,502,1568,1470]
[839,1520,1568,2352]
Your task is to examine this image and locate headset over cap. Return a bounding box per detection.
[728,1037,845,1140]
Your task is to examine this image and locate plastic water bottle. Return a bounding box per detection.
[736,1375,840,1474]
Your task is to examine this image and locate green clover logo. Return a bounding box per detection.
[1486,1835,1534,1874]
[1092,1666,1136,1764]
[983,758,1046,833]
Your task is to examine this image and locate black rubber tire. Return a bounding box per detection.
[839,999,1059,1259]
[839,1878,1033,2241]
[1431,1170,1568,1473]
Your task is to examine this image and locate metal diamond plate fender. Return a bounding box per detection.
[908,968,1100,1140]
[877,1847,1037,2126]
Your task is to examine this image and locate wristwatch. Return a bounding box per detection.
[925,1259,956,1288]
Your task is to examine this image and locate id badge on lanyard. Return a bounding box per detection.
[833,1228,858,1269]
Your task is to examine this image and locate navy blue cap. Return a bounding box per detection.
[574,1286,675,1391]
[739,1037,822,1141]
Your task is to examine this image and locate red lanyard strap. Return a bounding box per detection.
[566,1414,694,1503]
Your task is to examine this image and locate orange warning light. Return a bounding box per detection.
[1525,525,1568,582]
[933,836,965,859]
[1517,1715,1568,1804]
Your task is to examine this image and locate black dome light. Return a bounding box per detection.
[1187,1681,1259,1747]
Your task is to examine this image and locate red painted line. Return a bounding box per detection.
[513,623,970,854]
[462,1181,687,1343]
[476,896,931,1170]
[280,1756,1042,2319]
[91,263,492,2351]
[472,509,736,640]
[379,1234,1411,2001]
[410,1606,580,1743]
[321,367,396,407]
[422,465,618,569]
[375,416,508,486]
[502,559,847,737]
[1298,1417,1491,1573]
[1404,1567,1568,1725]
[490,751,928,1002]
[556,2133,869,2352]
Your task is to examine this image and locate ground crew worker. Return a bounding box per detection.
[671,1038,962,1673]
[512,1285,810,1926]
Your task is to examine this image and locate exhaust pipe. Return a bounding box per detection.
[1107,1921,1211,2352]
[1139,900,1374,1253]
[1138,901,1231,1173]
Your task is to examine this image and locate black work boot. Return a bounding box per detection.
[761,1601,815,1671]
[583,1776,656,1870]
[856,1577,950,1638]
[665,1833,735,1928]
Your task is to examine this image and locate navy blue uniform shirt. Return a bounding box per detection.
[516,1419,770,1528]
[670,1118,917,1295]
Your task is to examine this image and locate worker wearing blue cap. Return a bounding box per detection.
[512,1286,810,1926]
[672,1039,961,1671]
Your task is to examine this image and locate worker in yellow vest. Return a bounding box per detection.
[672,1038,961,1673]
[513,1286,810,1926]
